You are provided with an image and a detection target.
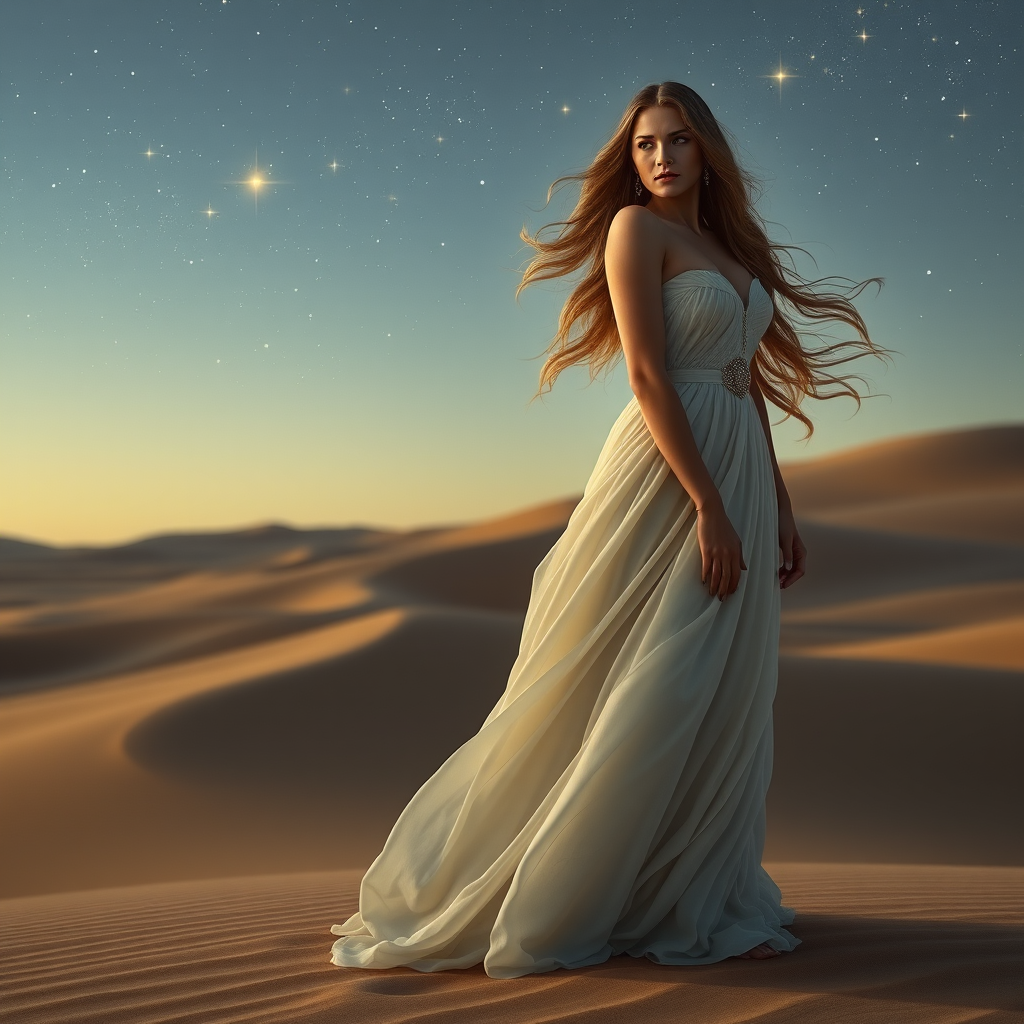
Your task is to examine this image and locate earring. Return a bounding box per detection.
[703,167,711,186]
[635,173,643,198]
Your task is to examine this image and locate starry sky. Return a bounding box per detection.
[1,0,1019,545]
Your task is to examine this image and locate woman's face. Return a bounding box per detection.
[631,104,704,199]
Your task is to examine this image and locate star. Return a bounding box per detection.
[329,159,339,172]
[143,147,155,158]
[204,205,217,218]
[762,57,799,99]
[958,108,970,121]
[232,149,275,213]
[857,30,871,43]
[436,135,444,143]
[561,105,571,114]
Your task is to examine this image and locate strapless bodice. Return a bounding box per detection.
[661,269,772,379]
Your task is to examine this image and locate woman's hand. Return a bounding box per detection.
[697,499,747,600]
[778,505,806,589]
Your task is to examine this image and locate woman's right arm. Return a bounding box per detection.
[604,206,746,600]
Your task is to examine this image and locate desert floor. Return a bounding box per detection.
[1,423,1022,1022]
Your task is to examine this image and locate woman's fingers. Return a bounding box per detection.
[709,560,723,597]
[725,551,745,599]
[697,507,746,599]
[706,549,747,600]
[780,535,794,573]
[780,534,808,589]
[789,537,807,586]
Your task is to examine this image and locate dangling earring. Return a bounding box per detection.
[703,167,711,186]
[635,173,643,199]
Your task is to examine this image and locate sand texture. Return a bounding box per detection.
[2,866,1022,1023]
[1,423,1022,1021]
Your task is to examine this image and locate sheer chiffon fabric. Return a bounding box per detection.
[330,270,799,977]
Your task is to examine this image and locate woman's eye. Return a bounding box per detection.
[673,136,690,144]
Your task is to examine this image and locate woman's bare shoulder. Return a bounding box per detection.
[607,205,666,252]
[609,204,663,233]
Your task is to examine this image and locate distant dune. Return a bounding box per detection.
[1,423,1021,1023]
[783,423,1024,545]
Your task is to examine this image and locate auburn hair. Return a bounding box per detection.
[517,81,889,436]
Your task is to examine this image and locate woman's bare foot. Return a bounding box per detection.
[735,942,782,960]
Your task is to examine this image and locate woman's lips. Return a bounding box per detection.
[654,173,678,181]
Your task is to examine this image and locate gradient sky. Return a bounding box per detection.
[1,0,1019,545]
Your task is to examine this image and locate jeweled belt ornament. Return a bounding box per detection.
[719,356,751,397]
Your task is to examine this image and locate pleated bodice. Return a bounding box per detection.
[662,269,772,373]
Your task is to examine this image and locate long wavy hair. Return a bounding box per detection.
[518,81,889,436]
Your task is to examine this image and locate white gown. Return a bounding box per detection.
[330,268,799,977]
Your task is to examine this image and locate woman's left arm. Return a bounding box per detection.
[750,378,807,589]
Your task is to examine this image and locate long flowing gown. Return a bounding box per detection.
[330,268,800,978]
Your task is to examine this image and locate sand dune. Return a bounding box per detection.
[783,423,1023,506]
[781,579,1024,648]
[783,423,1024,545]
[805,613,1024,671]
[768,656,1024,865]
[0,424,1022,1021]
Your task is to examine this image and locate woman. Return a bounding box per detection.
[330,82,884,977]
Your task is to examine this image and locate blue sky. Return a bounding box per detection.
[1,0,1019,543]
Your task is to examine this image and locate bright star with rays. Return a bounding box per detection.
[958,108,970,121]
[143,147,155,158]
[231,150,279,214]
[204,205,217,218]
[561,105,571,114]
[762,58,800,99]
[329,159,339,172]
[857,30,871,42]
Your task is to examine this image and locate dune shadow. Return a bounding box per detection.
[124,607,522,808]
[368,528,566,612]
[769,656,1024,865]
